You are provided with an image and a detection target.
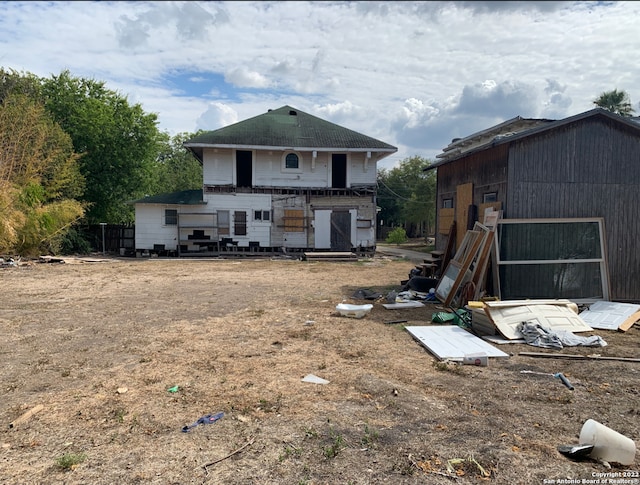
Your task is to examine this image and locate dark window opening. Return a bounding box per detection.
[285,153,299,169]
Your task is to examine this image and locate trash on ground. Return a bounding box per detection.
[519,351,640,363]
[520,370,574,390]
[579,300,640,332]
[462,353,488,367]
[301,374,329,384]
[9,404,44,429]
[406,325,509,361]
[167,385,179,393]
[557,444,594,459]
[351,288,382,300]
[116,387,128,394]
[382,301,425,309]
[471,300,593,340]
[518,321,607,349]
[182,412,224,433]
[335,303,372,318]
[578,419,636,465]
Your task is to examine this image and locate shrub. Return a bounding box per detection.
[385,227,408,245]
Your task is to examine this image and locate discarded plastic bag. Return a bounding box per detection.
[182,412,224,433]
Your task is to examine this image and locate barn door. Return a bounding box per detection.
[330,211,351,251]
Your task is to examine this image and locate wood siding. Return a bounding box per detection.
[506,118,640,301]
[436,144,509,245]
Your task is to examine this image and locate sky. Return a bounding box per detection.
[1,1,638,170]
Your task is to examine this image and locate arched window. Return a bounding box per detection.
[285,153,299,169]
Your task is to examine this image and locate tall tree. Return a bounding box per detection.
[151,131,204,195]
[593,89,635,117]
[41,70,163,223]
[377,156,436,238]
[0,93,85,255]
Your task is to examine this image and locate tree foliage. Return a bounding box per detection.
[0,93,85,255]
[41,70,163,223]
[377,156,436,238]
[151,131,204,195]
[593,89,635,117]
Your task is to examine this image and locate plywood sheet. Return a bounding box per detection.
[579,301,640,331]
[406,325,509,360]
[484,303,593,340]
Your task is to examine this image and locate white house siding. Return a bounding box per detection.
[203,193,272,248]
[202,148,234,186]
[348,152,377,186]
[201,149,377,189]
[134,204,181,251]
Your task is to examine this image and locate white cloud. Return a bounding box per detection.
[196,102,239,131]
[1,0,639,169]
[224,67,270,89]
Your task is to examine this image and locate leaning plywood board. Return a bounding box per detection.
[619,311,640,332]
[406,325,509,360]
[483,302,592,340]
[578,301,640,331]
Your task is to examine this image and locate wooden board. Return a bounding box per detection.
[619,311,640,332]
[455,182,473,249]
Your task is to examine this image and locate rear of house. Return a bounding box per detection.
[133,106,397,256]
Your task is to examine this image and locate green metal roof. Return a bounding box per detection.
[132,189,205,205]
[183,105,397,159]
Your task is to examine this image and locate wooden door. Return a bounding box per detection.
[330,211,351,251]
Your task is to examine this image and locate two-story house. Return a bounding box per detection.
[133,105,397,256]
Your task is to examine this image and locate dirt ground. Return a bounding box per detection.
[1,254,639,485]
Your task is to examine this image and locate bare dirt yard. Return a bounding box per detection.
[1,254,639,484]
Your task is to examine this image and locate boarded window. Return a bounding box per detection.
[165,209,177,225]
[234,211,247,236]
[218,210,230,235]
[284,209,305,232]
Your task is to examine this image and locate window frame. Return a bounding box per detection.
[281,151,303,173]
[164,209,177,226]
[254,210,270,222]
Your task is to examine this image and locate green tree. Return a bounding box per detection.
[0,93,85,255]
[593,89,635,117]
[377,156,436,238]
[41,70,163,223]
[151,131,204,195]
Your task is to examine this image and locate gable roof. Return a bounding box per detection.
[429,108,640,170]
[132,189,205,205]
[183,105,397,162]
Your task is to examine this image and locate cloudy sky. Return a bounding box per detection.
[1,1,638,169]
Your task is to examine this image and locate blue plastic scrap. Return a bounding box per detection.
[182,412,224,433]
